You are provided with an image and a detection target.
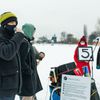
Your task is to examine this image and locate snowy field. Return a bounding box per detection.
[15,44,100,100]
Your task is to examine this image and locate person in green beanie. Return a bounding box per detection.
[19,23,45,100]
[22,23,36,40]
[0,12,27,100]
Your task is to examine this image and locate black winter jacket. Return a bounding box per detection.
[0,27,24,96]
[19,40,43,96]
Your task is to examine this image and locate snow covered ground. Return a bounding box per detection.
[15,44,100,100]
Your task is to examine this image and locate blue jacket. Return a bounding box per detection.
[49,85,60,100]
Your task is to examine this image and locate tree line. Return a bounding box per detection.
[35,19,100,44]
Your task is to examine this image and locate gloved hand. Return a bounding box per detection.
[38,52,45,60]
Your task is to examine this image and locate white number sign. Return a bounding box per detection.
[78,47,93,61]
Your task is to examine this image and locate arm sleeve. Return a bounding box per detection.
[32,46,40,59]
[0,32,25,61]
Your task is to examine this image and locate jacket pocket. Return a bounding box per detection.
[1,70,19,89]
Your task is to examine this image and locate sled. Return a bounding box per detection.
[49,62,100,100]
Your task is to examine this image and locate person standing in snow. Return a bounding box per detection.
[74,36,91,76]
[19,23,45,100]
[0,12,26,100]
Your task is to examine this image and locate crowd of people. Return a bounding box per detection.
[0,12,45,100]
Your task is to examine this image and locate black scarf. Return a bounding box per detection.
[0,26,15,39]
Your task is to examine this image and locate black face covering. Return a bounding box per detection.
[4,25,16,32]
[2,25,17,38]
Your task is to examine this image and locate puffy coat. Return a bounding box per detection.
[19,40,43,96]
[0,27,24,96]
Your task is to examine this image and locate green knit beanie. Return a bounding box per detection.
[22,23,36,40]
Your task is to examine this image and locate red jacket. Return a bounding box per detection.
[74,36,91,75]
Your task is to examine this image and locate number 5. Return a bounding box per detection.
[81,49,89,58]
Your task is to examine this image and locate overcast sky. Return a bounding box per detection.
[0,0,100,39]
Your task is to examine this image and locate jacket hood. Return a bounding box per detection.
[78,36,87,46]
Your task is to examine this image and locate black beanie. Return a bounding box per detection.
[0,12,18,26]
